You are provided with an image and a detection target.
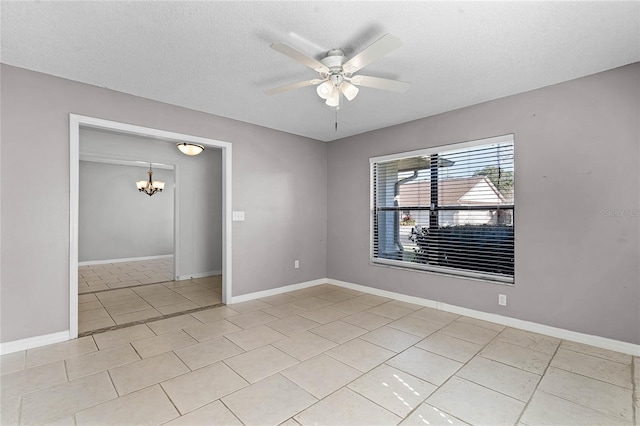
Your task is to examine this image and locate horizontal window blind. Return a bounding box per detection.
[371,135,515,284]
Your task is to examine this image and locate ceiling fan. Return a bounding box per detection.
[265,34,410,107]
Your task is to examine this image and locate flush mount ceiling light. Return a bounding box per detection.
[177,142,205,156]
[136,163,165,196]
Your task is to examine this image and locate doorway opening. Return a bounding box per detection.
[70,114,232,339]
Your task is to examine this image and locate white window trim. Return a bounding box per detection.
[369,134,515,285]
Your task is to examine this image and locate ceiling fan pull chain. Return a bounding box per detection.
[335,107,338,132]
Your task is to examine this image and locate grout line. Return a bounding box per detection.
[158,382,185,419]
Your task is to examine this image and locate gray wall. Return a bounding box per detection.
[80,128,223,277]
[327,63,640,344]
[79,161,174,262]
[0,64,328,343]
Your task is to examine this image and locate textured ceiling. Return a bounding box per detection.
[2,1,639,142]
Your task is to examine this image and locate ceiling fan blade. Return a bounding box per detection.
[350,75,410,93]
[270,43,329,73]
[342,34,403,74]
[264,79,323,95]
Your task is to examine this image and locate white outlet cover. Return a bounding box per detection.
[498,294,507,306]
[232,211,245,221]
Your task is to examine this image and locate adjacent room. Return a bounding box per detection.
[1,2,639,426]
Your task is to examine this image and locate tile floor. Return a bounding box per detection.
[2,283,638,426]
[78,258,174,294]
[79,276,222,333]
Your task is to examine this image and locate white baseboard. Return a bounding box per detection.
[176,270,222,281]
[230,279,328,304]
[327,278,640,356]
[79,254,173,266]
[0,330,70,355]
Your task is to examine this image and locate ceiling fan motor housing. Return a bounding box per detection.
[321,49,349,80]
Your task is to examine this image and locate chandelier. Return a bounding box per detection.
[136,163,165,196]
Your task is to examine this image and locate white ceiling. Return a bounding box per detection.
[2,1,639,142]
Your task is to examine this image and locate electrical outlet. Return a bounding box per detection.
[498,294,507,306]
[294,260,300,269]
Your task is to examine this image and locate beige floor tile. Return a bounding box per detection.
[538,366,633,421]
[387,316,443,337]
[298,306,349,324]
[144,293,192,308]
[497,328,561,355]
[78,284,109,295]
[1,360,67,401]
[227,299,272,313]
[190,306,239,323]
[259,293,300,306]
[400,403,470,425]
[262,303,309,319]
[226,310,279,329]
[280,417,303,426]
[163,400,243,426]
[455,316,506,332]
[25,336,97,368]
[78,293,98,303]
[78,307,109,321]
[560,340,631,364]
[171,283,210,294]
[295,387,401,426]
[78,300,104,312]
[348,363,436,417]
[0,351,25,375]
[20,372,117,425]
[360,326,422,352]
[551,348,632,389]
[331,299,372,314]
[387,347,462,386]
[96,288,138,301]
[66,344,139,380]
[266,315,322,336]
[223,374,317,426]
[272,331,338,361]
[175,336,244,370]
[290,297,334,310]
[104,300,154,316]
[112,307,163,324]
[480,340,553,375]
[351,294,391,306]
[634,356,640,379]
[93,324,156,349]
[225,324,287,351]
[75,384,179,425]
[456,356,540,402]
[315,290,357,303]
[366,302,415,320]
[183,319,242,342]
[155,301,202,315]
[342,311,393,330]
[1,396,20,425]
[409,307,460,325]
[109,351,189,395]
[161,361,248,414]
[181,289,220,306]
[325,338,395,372]
[131,330,197,359]
[281,354,361,399]
[427,376,525,426]
[309,320,368,343]
[416,332,483,363]
[520,390,630,426]
[147,314,202,335]
[439,321,499,345]
[225,345,298,383]
[79,316,117,333]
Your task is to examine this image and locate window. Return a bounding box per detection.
[370,135,515,284]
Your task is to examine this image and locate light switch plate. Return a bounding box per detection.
[232,211,245,221]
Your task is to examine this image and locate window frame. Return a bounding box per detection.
[369,134,515,285]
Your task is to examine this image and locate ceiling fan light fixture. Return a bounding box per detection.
[177,142,205,156]
[325,87,340,107]
[340,81,359,101]
[316,80,333,99]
